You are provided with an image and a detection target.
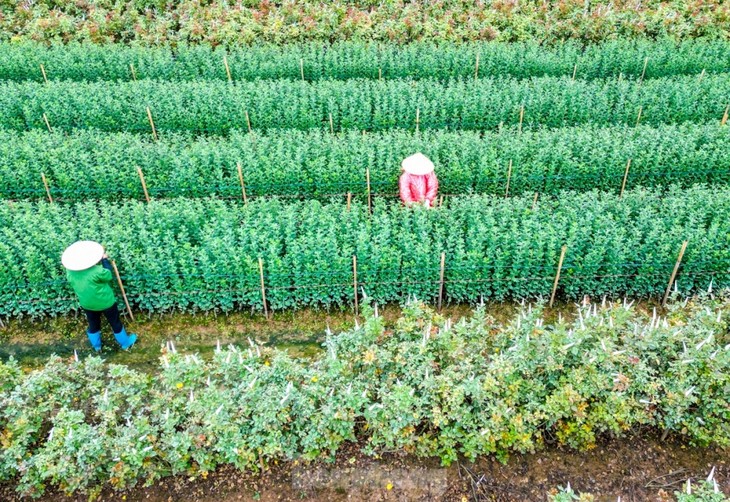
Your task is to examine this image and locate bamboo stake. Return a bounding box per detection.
[474,53,480,80]
[146,106,158,141]
[366,168,372,214]
[518,105,524,133]
[415,107,420,134]
[438,252,446,311]
[329,113,334,134]
[379,67,382,80]
[439,195,444,208]
[721,105,729,127]
[42,113,52,133]
[245,110,252,133]
[347,192,351,211]
[619,158,632,199]
[41,173,53,203]
[130,63,137,82]
[571,63,577,81]
[111,260,135,322]
[40,64,48,84]
[300,58,304,81]
[532,192,539,210]
[136,166,150,203]
[504,159,513,198]
[549,245,567,308]
[237,162,248,205]
[639,56,648,84]
[224,55,232,82]
[635,105,642,127]
[698,68,705,83]
[662,241,688,306]
[258,258,269,320]
[353,255,359,316]
[0,316,4,329]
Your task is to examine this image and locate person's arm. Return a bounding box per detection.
[96,254,113,283]
[399,173,416,205]
[424,171,439,204]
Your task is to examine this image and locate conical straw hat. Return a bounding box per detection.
[61,241,104,271]
[401,152,435,175]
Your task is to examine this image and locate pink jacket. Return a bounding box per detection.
[399,171,439,206]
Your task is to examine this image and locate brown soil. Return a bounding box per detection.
[1,434,726,502]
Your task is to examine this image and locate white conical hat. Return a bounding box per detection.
[61,241,104,271]
[401,152,435,175]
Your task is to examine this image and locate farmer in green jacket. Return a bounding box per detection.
[62,241,137,352]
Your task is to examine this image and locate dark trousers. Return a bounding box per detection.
[84,304,123,334]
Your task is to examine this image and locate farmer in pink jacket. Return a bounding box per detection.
[399,153,439,207]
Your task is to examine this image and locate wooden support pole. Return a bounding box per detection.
[244,110,253,133]
[532,192,539,210]
[721,104,729,127]
[439,195,444,208]
[474,53,480,80]
[379,68,382,80]
[42,113,52,133]
[353,255,359,316]
[136,166,150,203]
[146,106,158,141]
[635,105,643,127]
[549,245,567,308]
[130,63,137,82]
[111,260,135,322]
[258,257,269,320]
[698,68,705,83]
[300,58,305,81]
[504,159,513,198]
[415,107,420,134]
[619,158,632,199]
[366,168,372,214]
[346,192,351,211]
[223,55,232,82]
[41,173,53,203]
[639,56,648,84]
[329,113,334,134]
[571,63,577,81]
[237,162,248,205]
[438,252,446,311]
[40,64,48,84]
[662,241,688,306]
[518,105,524,133]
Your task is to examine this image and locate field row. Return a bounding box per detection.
[2,301,728,497]
[2,0,728,45]
[1,76,728,135]
[3,125,729,201]
[1,187,727,317]
[2,40,728,83]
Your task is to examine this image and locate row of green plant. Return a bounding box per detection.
[1,0,727,45]
[3,124,729,200]
[1,299,728,498]
[1,75,728,134]
[2,39,728,83]
[1,187,728,318]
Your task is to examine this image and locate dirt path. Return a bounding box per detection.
[2,435,726,501]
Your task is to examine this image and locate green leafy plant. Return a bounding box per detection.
[1,297,728,498]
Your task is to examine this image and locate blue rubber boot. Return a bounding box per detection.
[113,328,138,351]
[87,330,102,352]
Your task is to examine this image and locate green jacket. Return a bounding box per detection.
[66,261,116,311]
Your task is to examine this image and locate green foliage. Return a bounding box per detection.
[0,187,729,317]
[1,299,729,497]
[2,124,730,200]
[0,0,728,45]
[1,75,728,135]
[1,40,728,83]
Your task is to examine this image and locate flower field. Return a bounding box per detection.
[1,300,729,498]
[1,6,730,499]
